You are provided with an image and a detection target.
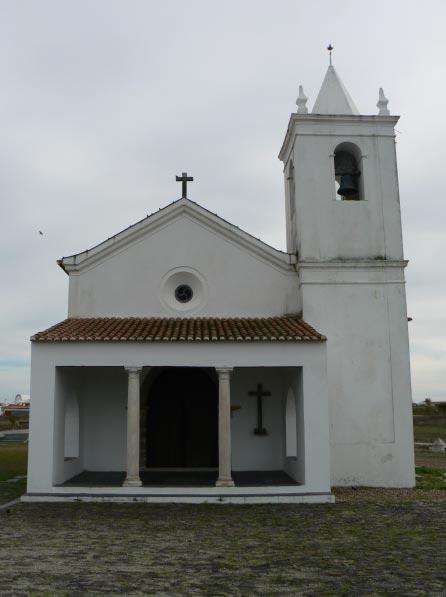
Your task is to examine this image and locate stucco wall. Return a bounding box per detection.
[301,264,415,487]
[282,117,404,262]
[231,367,286,471]
[279,114,414,488]
[283,369,305,484]
[67,213,299,318]
[80,368,127,471]
[53,369,84,485]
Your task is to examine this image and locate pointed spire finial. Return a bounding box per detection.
[377,87,390,115]
[327,44,334,66]
[296,85,308,114]
[312,65,360,115]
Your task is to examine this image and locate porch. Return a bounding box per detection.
[27,331,332,502]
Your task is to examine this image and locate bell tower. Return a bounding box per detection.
[279,57,415,487]
[280,64,404,261]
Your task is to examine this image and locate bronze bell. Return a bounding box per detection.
[337,174,358,197]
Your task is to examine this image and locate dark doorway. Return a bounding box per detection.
[146,367,218,468]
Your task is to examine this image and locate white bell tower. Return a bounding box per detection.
[279,58,415,487]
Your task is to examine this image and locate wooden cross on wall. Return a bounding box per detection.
[248,383,271,435]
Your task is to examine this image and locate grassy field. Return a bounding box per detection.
[0,415,29,431]
[0,417,13,431]
[413,415,446,442]
[0,442,27,479]
[0,443,27,504]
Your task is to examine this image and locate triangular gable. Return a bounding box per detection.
[58,198,295,274]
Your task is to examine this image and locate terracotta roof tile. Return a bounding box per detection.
[31,316,326,343]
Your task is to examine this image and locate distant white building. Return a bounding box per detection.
[15,394,30,404]
[26,63,414,503]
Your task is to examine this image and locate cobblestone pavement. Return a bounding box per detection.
[0,499,445,595]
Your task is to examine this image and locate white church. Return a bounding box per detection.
[25,64,415,503]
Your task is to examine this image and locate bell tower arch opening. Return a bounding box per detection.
[333,142,363,201]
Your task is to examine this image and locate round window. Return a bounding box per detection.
[175,284,193,303]
[160,267,207,312]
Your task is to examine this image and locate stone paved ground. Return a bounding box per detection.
[0,498,445,595]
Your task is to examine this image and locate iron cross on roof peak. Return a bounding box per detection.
[176,172,194,199]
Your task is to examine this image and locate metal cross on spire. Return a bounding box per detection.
[176,172,194,199]
[327,44,334,65]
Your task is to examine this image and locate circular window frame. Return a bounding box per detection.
[159,267,208,313]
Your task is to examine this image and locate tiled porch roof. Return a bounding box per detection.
[31,316,326,343]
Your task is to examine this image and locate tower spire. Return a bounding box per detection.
[312,64,359,115]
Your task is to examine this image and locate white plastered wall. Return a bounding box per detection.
[283,370,305,484]
[301,264,414,487]
[80,367,127,471]
[66,212,299,318]
[281,116,404,262]
[231,367,290,472]
[51,369,83,485]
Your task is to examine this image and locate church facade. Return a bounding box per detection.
[25,65,414,503]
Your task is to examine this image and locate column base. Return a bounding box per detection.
[215,477,235,487]
[123,476,142,487]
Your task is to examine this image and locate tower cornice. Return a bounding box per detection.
[279,114,399,163]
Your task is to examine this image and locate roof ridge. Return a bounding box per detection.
[59,198,291,273]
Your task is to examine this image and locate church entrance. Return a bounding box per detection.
[146,367,218,468]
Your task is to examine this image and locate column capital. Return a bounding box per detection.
[125,366,143,374]
[215,367,233,377]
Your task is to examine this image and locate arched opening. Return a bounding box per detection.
[334,142,363,201]
[146,367,218,468]
[285,387,297,458]
[64,392,79,459]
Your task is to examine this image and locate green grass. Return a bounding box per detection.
[0,443,28,505]
[416,466,446,490]
[0,418,13,431]
[0,442,28,477]
[413,416,446,443]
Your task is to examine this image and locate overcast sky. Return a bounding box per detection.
[0,0,444,403]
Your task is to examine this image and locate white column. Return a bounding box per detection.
[215,367,235,487]
[123,367,142,487]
